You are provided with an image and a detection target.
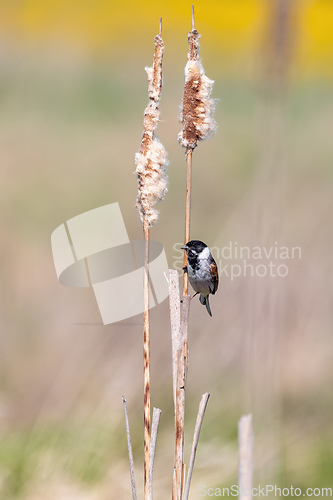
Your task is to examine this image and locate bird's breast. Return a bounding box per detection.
[187,263,211,296]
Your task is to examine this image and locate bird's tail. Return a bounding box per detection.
[199,294,212,317]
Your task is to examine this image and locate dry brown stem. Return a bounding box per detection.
[183,148,192,296]
[173,295,190,499]
[143,222,150,500]
[169,269,181,409]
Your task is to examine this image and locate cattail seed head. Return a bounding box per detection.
[178,29,216,150]
[135,34,168,227]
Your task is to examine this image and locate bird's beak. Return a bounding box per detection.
[181,245,187,250]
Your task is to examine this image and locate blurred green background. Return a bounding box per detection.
[0,0,332,498]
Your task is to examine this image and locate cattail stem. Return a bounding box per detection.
[173,295,190,500]
[135,22,166,499]
[173,5,216,498]
[169,269,181,410]
[143,221,151,500]
[183,148,192,296]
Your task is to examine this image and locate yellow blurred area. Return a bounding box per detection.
[299,0,333,69]
[0,0,332,71]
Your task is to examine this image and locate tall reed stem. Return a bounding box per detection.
[183,148,192,296]
[143,221,151,500]
[136,24,166,498]
[173,5,216,497]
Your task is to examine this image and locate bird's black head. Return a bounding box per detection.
[181,240,208,258]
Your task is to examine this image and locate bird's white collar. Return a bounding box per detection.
[198,246,210,260]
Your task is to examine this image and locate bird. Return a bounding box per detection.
[181,240,219,316]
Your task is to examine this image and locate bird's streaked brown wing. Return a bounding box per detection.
[210,261,219,294]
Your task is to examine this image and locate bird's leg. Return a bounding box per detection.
[190,292,199,300]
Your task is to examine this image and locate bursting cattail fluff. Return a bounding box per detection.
[178,29,216,150]
[135,34,168,227]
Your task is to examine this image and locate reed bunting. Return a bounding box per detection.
[181,240,219,316]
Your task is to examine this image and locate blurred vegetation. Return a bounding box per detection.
[0,0,332,498]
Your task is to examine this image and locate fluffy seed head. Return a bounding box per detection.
[135,34,168,227]
[178,29,216,150]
